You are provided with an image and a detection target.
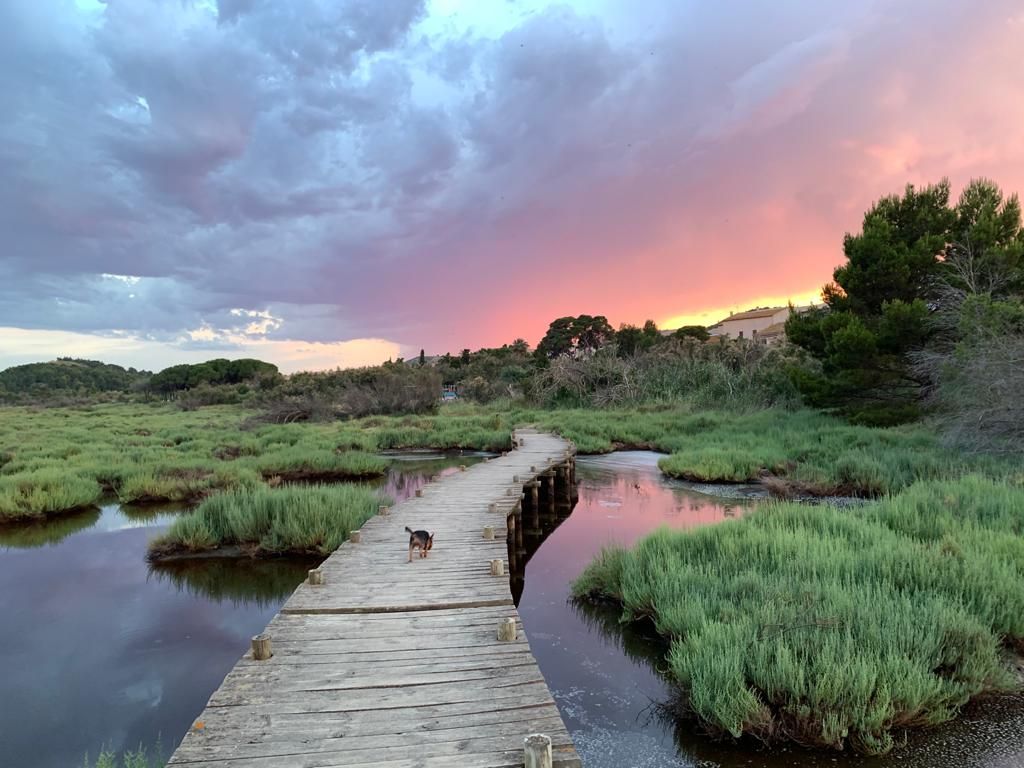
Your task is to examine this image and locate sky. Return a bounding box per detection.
[2,0,1023,373]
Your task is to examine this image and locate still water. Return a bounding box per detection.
[520,451,1024,768]
[1,450,1020,767]
[0,452,486,768]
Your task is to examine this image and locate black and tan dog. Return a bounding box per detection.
[405,526,434,562]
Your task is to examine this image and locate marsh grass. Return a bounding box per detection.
[148,484,383,557]
[84,741,163,768]
[248,447,388,480]
[0,469,101,520]
[572,476,1024,754]
[0,401,999,518]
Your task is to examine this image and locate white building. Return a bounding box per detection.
[707,306,802,345]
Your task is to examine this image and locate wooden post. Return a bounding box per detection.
[497,617,517,641]
[524,734,553,768]
[490,558,505,576]
[415,488,423,497]
[530,465,537,473]
[307,568,323,585]
[251,633,272,660]
[483,525,494,540]
[378,505,390,516]
[350,529,361,544]
[460,464,467,471]
[513,474,521,483]
[488,502,497,513]
[506,487,514,496]
[530,484,539,509]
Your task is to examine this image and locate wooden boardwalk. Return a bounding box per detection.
[169,429,581,768]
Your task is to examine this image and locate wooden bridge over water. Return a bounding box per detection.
[169,430,582,768]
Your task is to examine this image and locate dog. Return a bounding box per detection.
[405,526,434,562]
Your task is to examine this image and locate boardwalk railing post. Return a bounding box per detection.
[460,464,467,471]
[251,633,272,660]
[524,734,553,768]
[308,568,323,585]
[497,617,517,641]
[350,530,361,544]
[378,505,390,516]
[416,488,423,497]
[490,559,505,576]
[488,502,497,513]
[483,525,494,540]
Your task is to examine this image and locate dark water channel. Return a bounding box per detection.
[0,452,487,768]
[1,450,1021,768]
[519,451,1024,768]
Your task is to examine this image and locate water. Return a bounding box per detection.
[518,451,1024,768]
[0,452,487,768]
[1,449,1020,767]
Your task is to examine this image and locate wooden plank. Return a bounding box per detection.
[168,430,579,767]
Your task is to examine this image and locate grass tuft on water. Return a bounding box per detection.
[572,476,1024,754]
[148,484,382,558]
[0,469,101,521]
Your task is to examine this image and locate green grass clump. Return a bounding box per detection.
[149,484,383,557]
[84,742,163,768]
[248,448,388,480]
[572,476,1024,754]
[0,470,101,521]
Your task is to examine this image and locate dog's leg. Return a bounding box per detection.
[408,543,413,563]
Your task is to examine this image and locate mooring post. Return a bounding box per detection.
[488,502,497,513]
[251,633,272,661]
[506,487,514,496]
[416,488,423,497]
[460,464,467,471]
[524,734,553,768]
[307,568,323,585]
[497,617,517,641]
[378,504,390,516]
[490,558,505,576]
[350,529,361,544]
[483,525,494,540]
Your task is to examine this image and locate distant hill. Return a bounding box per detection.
[0,358,150,395]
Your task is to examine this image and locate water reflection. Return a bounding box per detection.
[0,452,490,768]
[520,451,1024,768]
[149,558,318,609]
[0,507,102,549]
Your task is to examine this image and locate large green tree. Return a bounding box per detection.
[535,315,615,360]
[786,179,1020,424]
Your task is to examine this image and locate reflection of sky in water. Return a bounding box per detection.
[0,453,486,768]
[521,451,1024,768]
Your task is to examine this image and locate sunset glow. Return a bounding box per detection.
[2,1,1023,370]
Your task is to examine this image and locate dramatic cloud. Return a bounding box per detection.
[2,0,1022,371]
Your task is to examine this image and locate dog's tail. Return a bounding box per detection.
[405,526,414,534]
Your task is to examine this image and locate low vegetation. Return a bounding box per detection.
[148,484,382,558]
[1,399,1000,522]
[573,476,1024,754]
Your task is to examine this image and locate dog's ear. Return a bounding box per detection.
[429,531,434,540]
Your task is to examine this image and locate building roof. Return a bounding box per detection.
[717,306,787,323]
